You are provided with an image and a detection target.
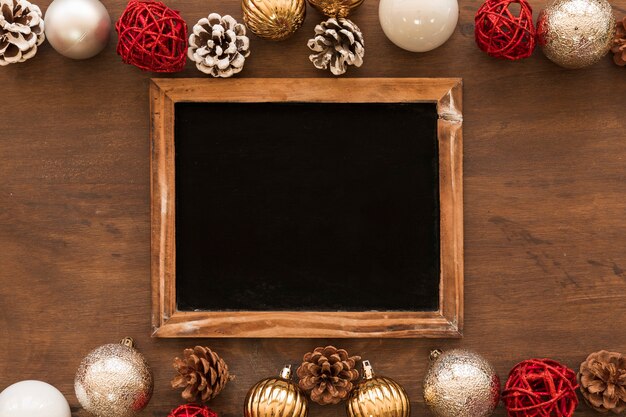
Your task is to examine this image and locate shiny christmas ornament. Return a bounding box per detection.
[379,0,458,52]
[242,0,305,41]
[244,365,308,417]
[0,380,71,417]
[537,0,615,69]
[347,361,410,417]
[75,337,154,417]
[423,349,500,417]
[44,0,110,59]
[307,0,363,19]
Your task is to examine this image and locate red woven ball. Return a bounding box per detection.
[502,359,579,417]
[168,404,218,417]
[115,0,187,72]
[475,0,536,60]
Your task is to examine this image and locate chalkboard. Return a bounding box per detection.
[150,78,463,338]
[175,102,439,312]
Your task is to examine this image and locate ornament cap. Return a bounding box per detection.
[280,365,292,379]
[362,360,375,380]
[429,349,443,361]
[120,337,135,348]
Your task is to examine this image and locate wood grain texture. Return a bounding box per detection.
[0,0,625,415]
[150,78,463,338]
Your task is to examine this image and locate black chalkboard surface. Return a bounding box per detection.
[174,102,440,312]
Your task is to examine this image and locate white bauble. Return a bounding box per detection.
[0,380,71,417]
[44,0,111,59]
[379,0,458,52]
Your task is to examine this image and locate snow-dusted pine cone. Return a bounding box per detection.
[307,17,364,76]
[188,13,250,78]
[0,0,44,66]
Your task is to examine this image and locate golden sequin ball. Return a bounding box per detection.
[74,338,153,417]
[423,349,500,417]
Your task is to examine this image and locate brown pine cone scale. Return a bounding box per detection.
[171,346,230,403]
[612,17,626,66]
[297,345,361,405]
[579,350,626,414]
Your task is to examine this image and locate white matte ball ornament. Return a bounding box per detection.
[44,0,111,59]
[379,0,458,52]
[0,380,71,417]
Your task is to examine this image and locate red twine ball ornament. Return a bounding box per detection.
[502,359,579,417]
[475,0,536,60]
[168,403,218,417]
[115,0,187,72]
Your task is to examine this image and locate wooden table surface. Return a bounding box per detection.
[1,0,625,416]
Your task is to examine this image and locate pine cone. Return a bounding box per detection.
[296,345,361,405]
[307,17,364,76]
[171,346,230,402]
[0,0,44,66]
[612,17,626,66]
[579,350,626,414]
[188,13,250,78]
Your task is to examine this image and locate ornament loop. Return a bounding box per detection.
[280,365,292,379]
[429,349,443,361]
[120,337,135,348]
[362,360,374,380]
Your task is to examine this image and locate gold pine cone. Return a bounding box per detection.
[296,345,361,405]
[579,350,626,414]
[171,346,230,402]
[307,0,363,19]
[242,0,306,41]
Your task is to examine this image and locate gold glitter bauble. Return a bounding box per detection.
[307,0,363,19]
[423,349,500,417]
[347,361,410,417]
[537,0,615,69]
[244,366,308,417]
[242,0,306,41]
[75,338,153,417]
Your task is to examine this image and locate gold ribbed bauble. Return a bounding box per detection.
[347,361,410,417]
[537,0,615,69]
[423,349,500,417]
[74,338,153,417]
[244,365,308,417]
[307,0,363,18]
[242,0,306,41]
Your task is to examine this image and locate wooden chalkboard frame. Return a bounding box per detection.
[150,78,463,338]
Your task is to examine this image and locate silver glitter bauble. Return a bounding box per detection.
[44,0,111,59]
[75,338,153,417]
[537,0,615,69]
[423,349,500,417]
